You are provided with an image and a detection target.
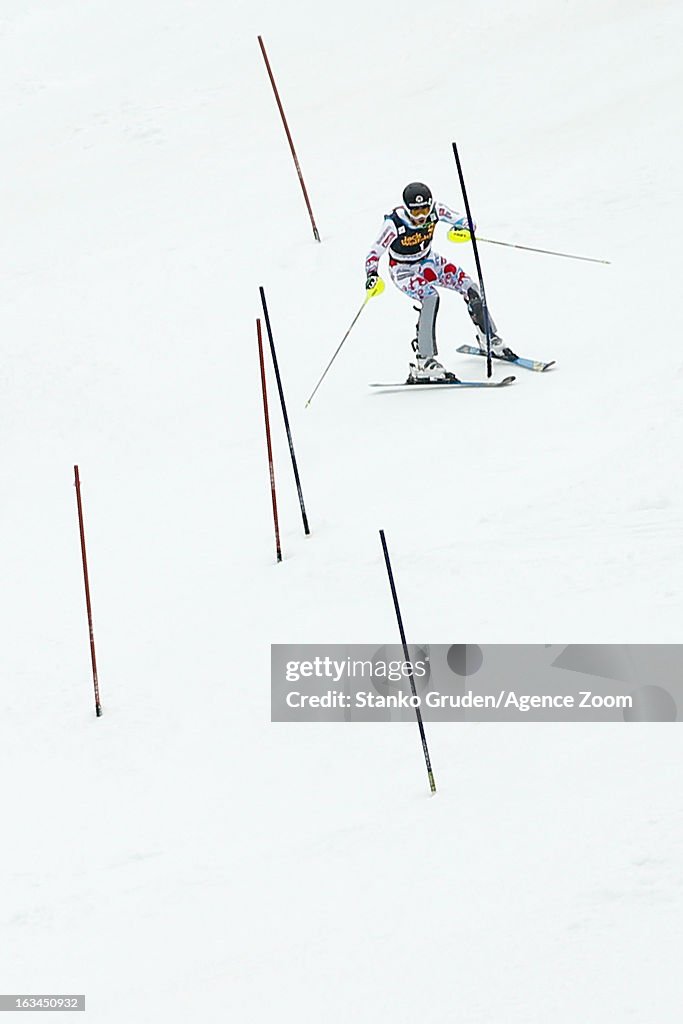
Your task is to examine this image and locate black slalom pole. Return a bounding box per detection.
[259,286,310,535]
[452,141,493,379]
[379,530,436,794]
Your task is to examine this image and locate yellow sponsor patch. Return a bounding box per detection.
[400,223,436,248]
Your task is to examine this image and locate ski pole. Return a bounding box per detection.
[447,228,610,265]
[305,279,384,407]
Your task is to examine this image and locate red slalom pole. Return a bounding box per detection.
[257,34,321,243]
[73,466,102,717]
[257,319,282,563]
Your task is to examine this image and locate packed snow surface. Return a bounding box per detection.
[1,0,682,1020]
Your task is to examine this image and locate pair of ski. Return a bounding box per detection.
[371,345,555,389]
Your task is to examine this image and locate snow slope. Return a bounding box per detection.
[1,0,682,1020]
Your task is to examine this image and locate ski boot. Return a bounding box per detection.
[475,329,518,362]
[406,354,459,384]
[466,286,518,361]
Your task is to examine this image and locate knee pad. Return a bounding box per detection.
[422,266,438,283]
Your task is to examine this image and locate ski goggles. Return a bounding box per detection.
[409,204,431,221]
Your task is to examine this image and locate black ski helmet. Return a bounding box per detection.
[402,182,433,211]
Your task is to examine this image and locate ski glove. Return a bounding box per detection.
[366,274,379,291]
[448,220,476,244]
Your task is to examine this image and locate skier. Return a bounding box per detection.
[365,182,516,382]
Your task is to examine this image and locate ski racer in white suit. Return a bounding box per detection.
[365,181,516,382]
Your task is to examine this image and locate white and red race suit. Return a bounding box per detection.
[364,202,476,302]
